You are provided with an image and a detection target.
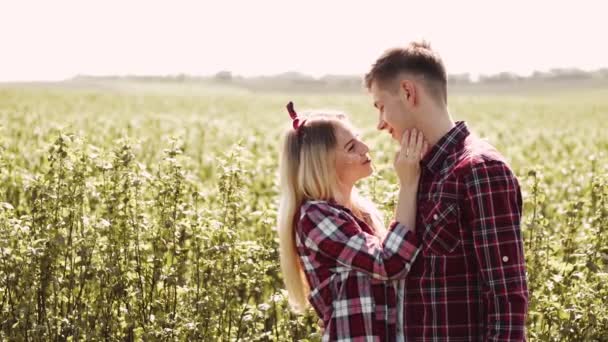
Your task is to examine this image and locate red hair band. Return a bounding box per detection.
[286,101,306,130]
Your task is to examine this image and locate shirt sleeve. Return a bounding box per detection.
[298,203,421,281]
[465,161,529,341]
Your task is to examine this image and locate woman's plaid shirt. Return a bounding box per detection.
[295,200,420,341]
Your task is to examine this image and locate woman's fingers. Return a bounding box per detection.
[410,130,423,160]
[403,129,414,160]
[406,129,422,160]
[421,141,429,159]
[401,129,410,147]
[408,129,417,149]
[394,128,422,186]
[399,129,410,159]
[399,129,427,161]
[416,129,424,152]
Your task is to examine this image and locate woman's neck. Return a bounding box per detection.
[334,182,353,209]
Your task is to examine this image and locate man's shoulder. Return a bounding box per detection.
[452,135,513,178]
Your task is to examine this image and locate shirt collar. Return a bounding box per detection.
[421,121,470,174]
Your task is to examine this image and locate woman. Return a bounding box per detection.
[277,102,427,340]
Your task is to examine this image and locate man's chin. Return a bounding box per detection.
[392,132,403,143]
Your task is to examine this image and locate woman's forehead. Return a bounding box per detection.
[334,122,357,142]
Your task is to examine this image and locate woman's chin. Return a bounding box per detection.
[350,164,374,183]
[362,166,374,178]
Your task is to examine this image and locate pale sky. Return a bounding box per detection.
[1,0,606,81]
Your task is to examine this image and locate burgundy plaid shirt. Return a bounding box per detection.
[295,200,420,341]
[399,121,528,341]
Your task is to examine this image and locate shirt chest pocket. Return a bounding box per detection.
[421,201,461,255]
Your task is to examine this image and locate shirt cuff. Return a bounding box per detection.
[387,220,420,260]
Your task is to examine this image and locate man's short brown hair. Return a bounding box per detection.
[365,41,447,104]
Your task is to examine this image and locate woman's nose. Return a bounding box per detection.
[361,143,370,154]
[377,119,387,131]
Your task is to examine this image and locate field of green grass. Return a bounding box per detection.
[0,80,606,340]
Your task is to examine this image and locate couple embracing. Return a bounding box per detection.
[277,41,528,341]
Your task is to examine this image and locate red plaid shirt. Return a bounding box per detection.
[296,200,420,341]
[399,121,529,341]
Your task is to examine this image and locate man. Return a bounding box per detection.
[365,41,529,341]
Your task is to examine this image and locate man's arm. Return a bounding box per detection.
[465,160,529,341]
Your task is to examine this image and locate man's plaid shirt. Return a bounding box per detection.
[396,121,528,341]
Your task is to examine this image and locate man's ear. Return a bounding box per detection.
[399,79,417,107]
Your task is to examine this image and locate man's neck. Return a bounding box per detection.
[417,106,455,148]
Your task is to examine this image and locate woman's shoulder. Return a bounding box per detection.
[297,200,361,235]
[299,199,345,219]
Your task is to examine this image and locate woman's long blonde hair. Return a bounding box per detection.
[277,111,386,313]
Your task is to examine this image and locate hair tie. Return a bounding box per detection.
[286,101,306,130]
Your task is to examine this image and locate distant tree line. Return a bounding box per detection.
[214,68,608,84]
[71,67,608,92]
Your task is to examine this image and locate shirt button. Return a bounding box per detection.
[502,256,509,262]
[433,214,439,221]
